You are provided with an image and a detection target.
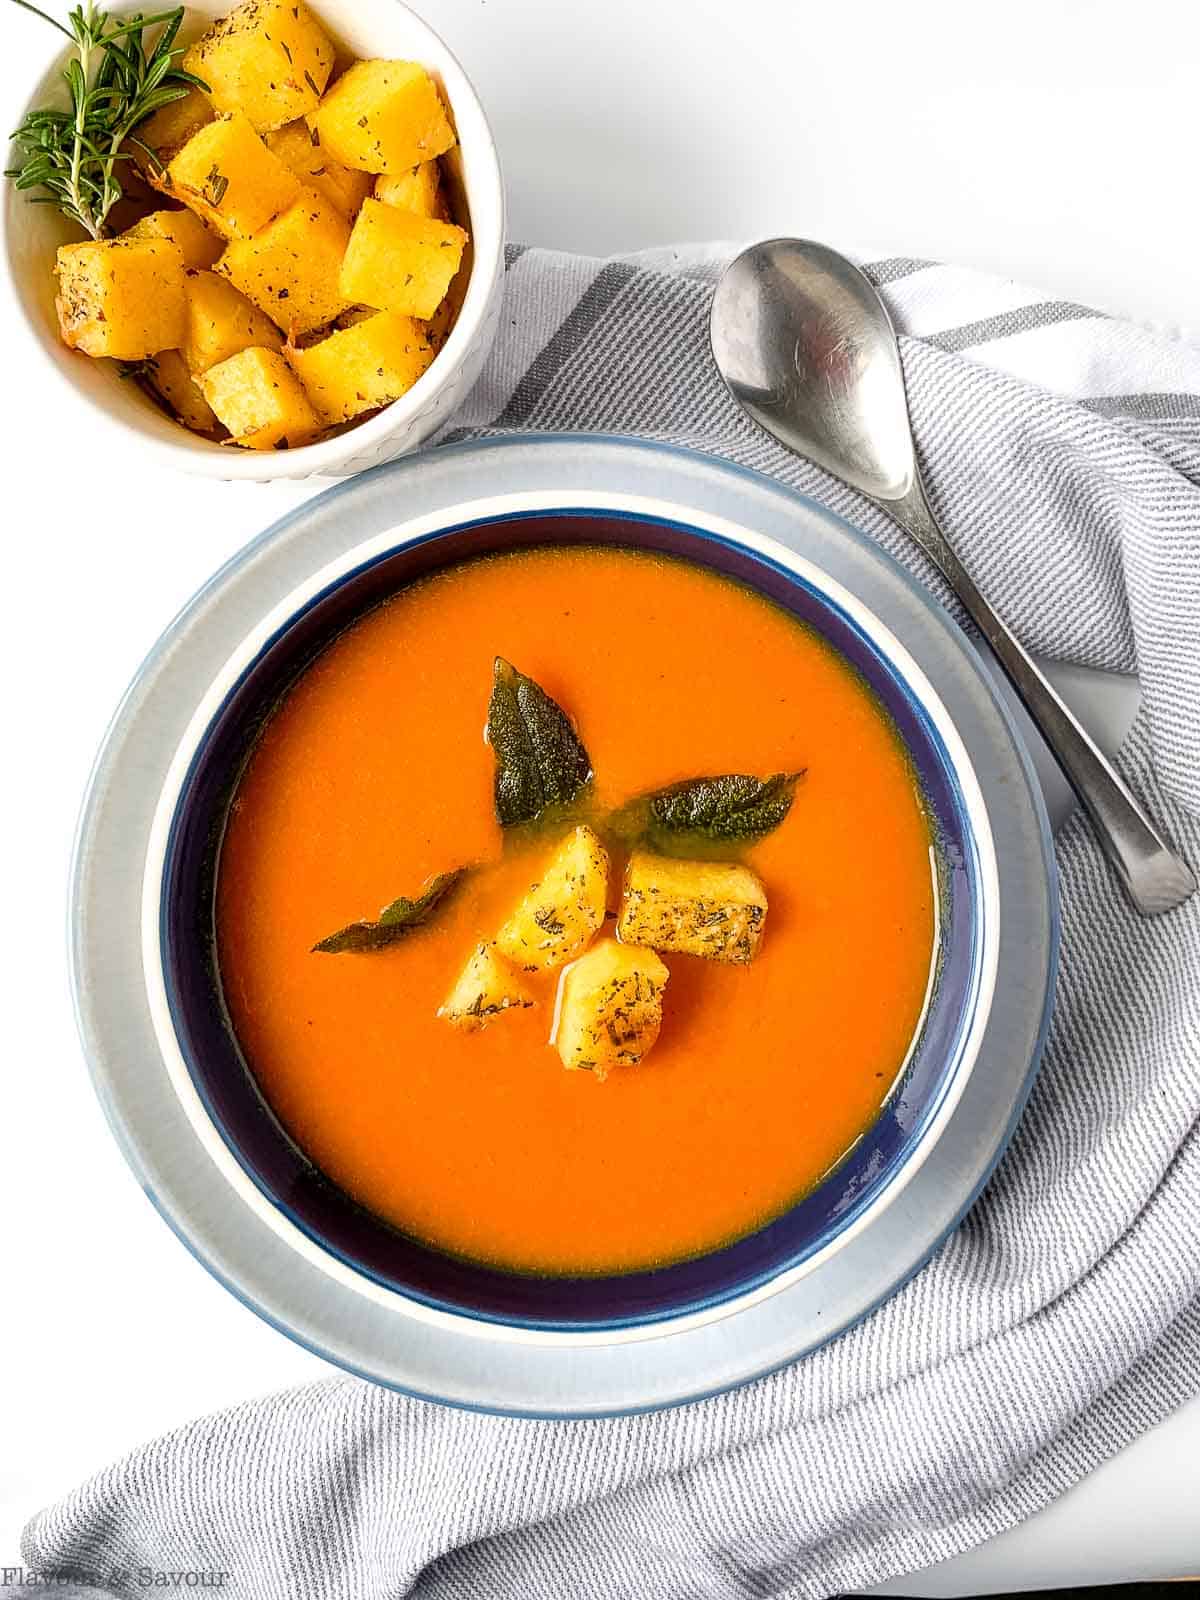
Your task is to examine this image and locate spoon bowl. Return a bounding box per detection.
[711,239,914,500]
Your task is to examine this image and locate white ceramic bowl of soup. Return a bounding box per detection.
[1,0,505,481]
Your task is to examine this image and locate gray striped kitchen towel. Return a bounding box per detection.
[19,246,1200,1600]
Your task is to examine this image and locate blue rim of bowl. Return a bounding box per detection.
[155,501,989,1334]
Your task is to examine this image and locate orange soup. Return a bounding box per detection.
[216,545,936,1275]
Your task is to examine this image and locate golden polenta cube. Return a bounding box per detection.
[439,943,533,1031]
[198,346,320,449]
[183,0,335,132]
[554,938,669,1080]
[165,112,300,239]
[123,207,222,270]
[310,60,455,174]
[266,119,372,217]
[285,312,435,421]
[131,85,214,175]
[143,349,223,434]
[216,187,350,333]
[374,161,441,217]
[495,826,608,973]
[339,199,467,319]
[55,238,188,360]
[182,268,282,374]
[617,851,768,965]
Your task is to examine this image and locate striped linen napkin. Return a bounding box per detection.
[19,246,1200,1600]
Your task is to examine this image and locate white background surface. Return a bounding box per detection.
[1,0,1198,1585]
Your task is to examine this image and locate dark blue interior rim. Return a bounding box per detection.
[159,508,986,1333]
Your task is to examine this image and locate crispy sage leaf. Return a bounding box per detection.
[487,657,593,827]
[648,771,805,841]
[313,867,469,954]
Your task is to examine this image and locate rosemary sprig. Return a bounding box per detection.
[6,0,208,239]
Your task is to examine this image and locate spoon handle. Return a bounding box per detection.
[887,479,1196,916]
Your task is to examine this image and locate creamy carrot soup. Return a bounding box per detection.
[216,545,936,1275]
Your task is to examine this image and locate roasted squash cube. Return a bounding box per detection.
[374,161,441,217]
[164,112,300,239]
[495,826,608,973]
[54,238,187,360]
[339,199,466,319]
[183,0,335,132]
[143,349,223,434]
[439,943,533,1031]
[182,269,282,374]
[216,188,350,333]
[265,119,372,217]
[285,312,434,421]
[617,851,768,964]
[554,939,669,1080]
[131,85,214,175]
[309,60,455,174]
[198,346,321,449]
[123,207,222,270]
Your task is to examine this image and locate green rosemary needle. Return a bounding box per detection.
[6,0,208,239]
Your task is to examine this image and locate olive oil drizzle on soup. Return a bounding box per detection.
[216,546,936,1275]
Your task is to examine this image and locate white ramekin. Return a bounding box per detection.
[1,0,505,480]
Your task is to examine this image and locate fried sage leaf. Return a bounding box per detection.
[313,867,469,954]
[647,771,805,841]
[487,657,593,827]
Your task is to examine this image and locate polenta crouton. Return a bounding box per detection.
[554,938,669,1079]
[54,238,188,360]
[495,826,608,972]
[617,850,768,964]
[285,311,435,422]
[163,112,301,240]
[338,199,466,319]
[183,0,335,133]
[216,188,350,333]
[309,59,455,174]
[439,943,533,1030]
[198,346,321,449]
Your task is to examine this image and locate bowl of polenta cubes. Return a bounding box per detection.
[3,0,504,478]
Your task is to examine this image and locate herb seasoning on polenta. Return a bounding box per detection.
[216,545,937,1275]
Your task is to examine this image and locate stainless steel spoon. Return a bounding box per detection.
[710,237,1195,916]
